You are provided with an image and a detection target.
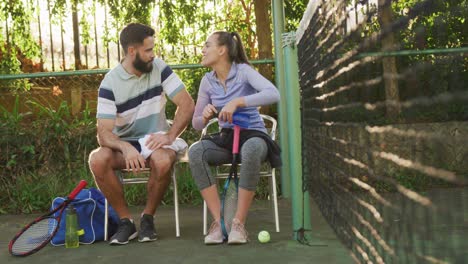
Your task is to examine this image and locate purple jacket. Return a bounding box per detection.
[192,63,280,133]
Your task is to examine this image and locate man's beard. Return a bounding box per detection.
[133,52,153,73]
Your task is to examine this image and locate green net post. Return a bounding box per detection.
[272,0,290,198]
[283,32,311,240]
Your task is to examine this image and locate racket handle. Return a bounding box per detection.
[233,125,241,154]
[68,180,88,200]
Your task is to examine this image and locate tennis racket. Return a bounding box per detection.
[220,124,241,239]
[220,112,249,239]
[9,180,88,257]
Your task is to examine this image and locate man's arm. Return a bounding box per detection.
[167,89,195,141]
[96,118,146,171]
[143,88,194,151]
[97,119,123,150]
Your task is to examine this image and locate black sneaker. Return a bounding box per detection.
[138,214,158,242]
[109,218,138,245]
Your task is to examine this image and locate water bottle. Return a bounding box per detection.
[65,204,82,248]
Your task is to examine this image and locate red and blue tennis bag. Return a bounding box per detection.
[50,187,119,246]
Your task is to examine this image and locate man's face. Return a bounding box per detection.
[132,37,155,73]
[133,51,153,73]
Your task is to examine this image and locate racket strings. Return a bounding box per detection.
[223,178,238,233]
[11,218,58,254]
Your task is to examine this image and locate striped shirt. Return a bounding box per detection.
[96,59,185,141]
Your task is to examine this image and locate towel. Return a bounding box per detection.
[138,132,188,159]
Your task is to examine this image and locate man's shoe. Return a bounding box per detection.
[204,220,224,245]
[109,218,138,245]
[227,218,248,245]
[138,214,158,242]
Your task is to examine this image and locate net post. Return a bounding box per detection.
[283,31,312,241]
[272,0,291,198]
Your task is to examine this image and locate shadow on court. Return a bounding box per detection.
[1,199,353,264]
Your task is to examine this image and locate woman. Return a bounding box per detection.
[188,31,280,245]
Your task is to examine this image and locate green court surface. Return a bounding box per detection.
[1,199,353,264]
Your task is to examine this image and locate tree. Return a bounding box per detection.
[72,0,82,70]
[254,0,273,81]
[0,0,41,75]
[378,0,400,119]
[0,0,309,74]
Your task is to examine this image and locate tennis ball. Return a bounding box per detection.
[258,230,270,243]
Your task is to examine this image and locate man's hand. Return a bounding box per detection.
[120,141,146,172]
[145,133,174,151]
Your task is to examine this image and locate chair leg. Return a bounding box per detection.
[104,197,109,241]
[271,169,280,232]
[203,200,207,235]
[172,167,180,237]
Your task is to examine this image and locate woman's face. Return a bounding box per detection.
[201,34,224,67]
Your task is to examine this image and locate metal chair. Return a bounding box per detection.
[201,114,280,234]
[96,120,187,240]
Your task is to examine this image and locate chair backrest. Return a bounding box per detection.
[201,114,277,140]
[260,114,277,140]
[201,118,219,139]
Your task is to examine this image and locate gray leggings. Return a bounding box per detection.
[188,137,268,191]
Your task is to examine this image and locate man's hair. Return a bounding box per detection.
[119,23,155,55]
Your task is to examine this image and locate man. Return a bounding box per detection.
[88,23,194,245]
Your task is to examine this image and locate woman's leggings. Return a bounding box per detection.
[188,137,268,191]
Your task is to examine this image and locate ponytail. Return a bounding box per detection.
[212,31,251,65]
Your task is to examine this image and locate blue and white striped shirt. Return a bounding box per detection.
[96,59,185,141]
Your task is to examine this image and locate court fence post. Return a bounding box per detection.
[272,0,291,198]
[282,31,312,241]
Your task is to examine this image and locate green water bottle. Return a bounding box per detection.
[65,204,83,248]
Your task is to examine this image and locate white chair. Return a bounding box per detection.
[201,114,280,234]
[96,120,187,240]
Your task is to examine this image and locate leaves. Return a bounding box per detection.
[1,0,310,73]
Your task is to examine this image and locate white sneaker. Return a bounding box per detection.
[205,220,224,245]
[227,218,248,244]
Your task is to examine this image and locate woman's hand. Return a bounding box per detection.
[218,99,240,123]
[202,104,218,123]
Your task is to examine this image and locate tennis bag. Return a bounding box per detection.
[50,187,119,246]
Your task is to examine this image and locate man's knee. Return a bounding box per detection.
[89,147,113,174]
[149,149,176,173]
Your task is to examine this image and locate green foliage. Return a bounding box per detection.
[392,0,467,49]
[0,0,41,75]
[79,6,92,45]
[0,97,198,214]
[0,98,96,213]
[105,0,154,31]
[0,92,278,214]
[285,0,309,31]
[1,0,310,73]
[0,95,31,129]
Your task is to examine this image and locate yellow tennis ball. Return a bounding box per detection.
[258,230,270,243]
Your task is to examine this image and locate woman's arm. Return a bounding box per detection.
[192,76,213,130]
[242,65,280,107]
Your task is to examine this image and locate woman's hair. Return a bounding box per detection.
[212,31,250,65]
[120,23,155,55]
